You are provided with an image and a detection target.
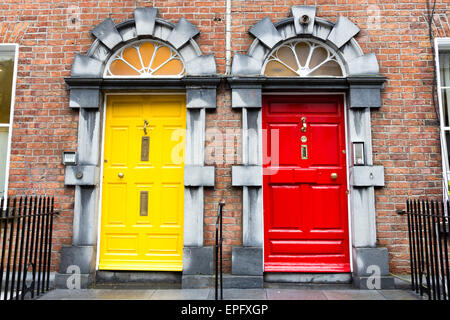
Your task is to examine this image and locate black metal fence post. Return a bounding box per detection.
[402,198,449,300]
[0,196,58,300]
[215,201,225,300]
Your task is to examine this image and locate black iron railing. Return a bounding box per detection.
[214,201,225,300]
[401,199,449,300]
[0,196,57,300]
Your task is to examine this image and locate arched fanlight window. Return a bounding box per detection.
[104,40,185,78]
[262,39,345,77]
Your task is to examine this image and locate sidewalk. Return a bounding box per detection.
[37,286,421,300]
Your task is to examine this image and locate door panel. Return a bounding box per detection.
[99,95,186,271]
[263,95,350,273]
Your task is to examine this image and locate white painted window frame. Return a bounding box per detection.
[0,43,19,203]
[435,37,450,200]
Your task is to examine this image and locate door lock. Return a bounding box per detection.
[331,173,338,179]
[301,117,307,132]
[118,172,124,178]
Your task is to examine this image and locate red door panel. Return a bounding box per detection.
[263,95,350,273]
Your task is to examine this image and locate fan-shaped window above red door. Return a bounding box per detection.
[262,39,345,77]
[104,40,185,78]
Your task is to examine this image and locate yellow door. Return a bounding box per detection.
[99,95,186,271]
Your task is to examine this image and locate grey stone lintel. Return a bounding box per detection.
[349,85,382,108]
[184,165,215,187]
[186,87,216,109]
[232,165,262,187]
[69,88,101,109]
[231,87,262,109]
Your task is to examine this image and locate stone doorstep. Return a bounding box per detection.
[54,270,402,290]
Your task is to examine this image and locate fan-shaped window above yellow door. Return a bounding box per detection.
[104,40,185,78]
[262,39,345,77]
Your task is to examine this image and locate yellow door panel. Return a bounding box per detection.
[99,95,186,271]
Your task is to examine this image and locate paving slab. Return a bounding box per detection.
[37,289,154,300]
[208,289,267,300]
[323,289,386,300]
[378,290,422,300]
[149,289,211,300]
[266,289,327,300]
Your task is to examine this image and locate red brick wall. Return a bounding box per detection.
[1,0,449,274]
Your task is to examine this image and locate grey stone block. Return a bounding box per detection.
[182,275,263,288]
[118,24,137,42]
[91,18,123,50]
[185,54,217,76]
[223,275,263,288]
[350,165,384,187]
[69,88,101,109]
[167,18,199,49]
[181,275,213,288]
[184,165,215,187]
[347,53,380,75]
[264,273,352,284]
[291,5,316,34]
[70,54,103,78]
[59,245,96,274]
[64,165,99,186]
[326,16,360,49]
[183,246,214,275]
[134,7,157,36]
[187,87,216,108]
[352,247,390,276]
[232,247,263,276]
[249,17,283,49]
[96,271,181,284]
[232,87,262,108]
[349,86,381,108]
[231,53,262,76]
[232,165,262,186]
[352,275,395,290]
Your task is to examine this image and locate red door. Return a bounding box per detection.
[263,95,350,273]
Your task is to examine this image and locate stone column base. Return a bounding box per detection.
[351,246,395,289]
[232,246,263,275]
[55,245,96,289]
[182,246,214,275]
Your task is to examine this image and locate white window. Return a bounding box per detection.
[0,44,19,199]
[436,38,450,198]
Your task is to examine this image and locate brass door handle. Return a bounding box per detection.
[118,172,124,178]
[331,173,338,179]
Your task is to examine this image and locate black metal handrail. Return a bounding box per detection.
[0,196,58,300]
[214,201,225,300]
[400,199,449,300]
